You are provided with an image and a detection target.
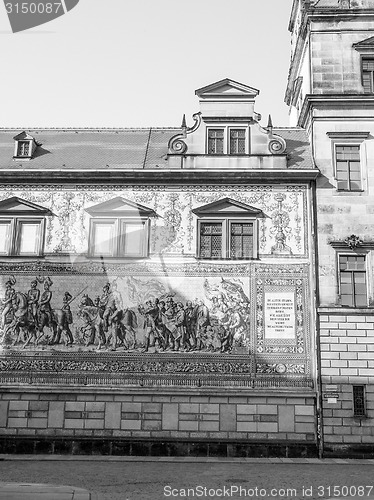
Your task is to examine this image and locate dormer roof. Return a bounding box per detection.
[13,131,36,141]
[195,78,260,98]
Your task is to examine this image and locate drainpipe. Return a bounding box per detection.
[311,165,324,459]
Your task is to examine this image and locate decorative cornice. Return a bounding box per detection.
[298,94,374,128]
[326,131,370,140]
[0,169,320,184]
[0,352,313,389]
[329,238,374,250]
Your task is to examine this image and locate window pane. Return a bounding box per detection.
[350,181,362,191]
[19,223,39,254]
[230,223,253,258]
[355,294,367,307]
[17,141,30,156]
[200,223,222,258]
[121,222,145,256]
[341,294,354,307]
[93,223,114,255]
[0,223,10,254]
[208,129,224,154]
[211,235,222,258]
[230,129,246,154]
[363,59,374,93]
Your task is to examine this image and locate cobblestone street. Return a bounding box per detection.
[0,457,374,500]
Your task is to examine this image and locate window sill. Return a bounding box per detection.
[12,156,32,162]
[318,306,374,314]
[88,255,149,260]
[0,254,44,259]
[335,189,365,194]
[196,257,259,261]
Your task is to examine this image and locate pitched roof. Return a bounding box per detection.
[0,126,315,171]
[273,127,315,170]
[0,128,179,170]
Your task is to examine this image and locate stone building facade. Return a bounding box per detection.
[287,0,374,457]
[0,79,319,456]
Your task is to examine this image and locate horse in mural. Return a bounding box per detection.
[78,295,138,351]
[8,292,38,348]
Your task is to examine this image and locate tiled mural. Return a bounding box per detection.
[0,185,312,387]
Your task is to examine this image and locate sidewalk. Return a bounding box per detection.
[1,454,374,464]
[0,482,92,500]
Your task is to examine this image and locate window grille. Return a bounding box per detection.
[339,255,367,307]
[17,141,30,157]
[200,222,222,258]
[230,222,253,258]
[335,145,361,191]
[353,385,366,417]
[207,129,224,154]
[229,129,246,154]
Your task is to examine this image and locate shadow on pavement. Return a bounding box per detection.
[0,482,93,499]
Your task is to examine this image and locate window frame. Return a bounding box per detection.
[228,127,247,155]
[334,144,362,192]
[327,132,369,193]
[337,253,368,308]
[17,140,31,157]
[361,56,374,93]
[197,217,257,260]
[13,139,34,160]
[88,217,150,259]
[0,217,45,257]
[206,128,225,155]
[206,127,249,155]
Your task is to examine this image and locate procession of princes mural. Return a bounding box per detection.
[0,274,252,354]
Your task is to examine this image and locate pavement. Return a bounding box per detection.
[1,455,374,463]
[1,455,374,500]
[0,482,92,500]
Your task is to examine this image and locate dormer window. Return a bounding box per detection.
[229,129,246,154]
[0,197,53,257]
[207,128,248,155]
[192,198,262,260]
[13,131,38,161]
[17,141,30,157]
[86,197,158,258]
[207,129,224,154]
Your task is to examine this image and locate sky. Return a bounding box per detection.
[0,0,294,128]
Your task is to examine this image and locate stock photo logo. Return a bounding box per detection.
[4,0,79,32]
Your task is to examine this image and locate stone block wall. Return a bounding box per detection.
[0,389,317,457]
[320,311,374,456]
[310,25,373,94]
